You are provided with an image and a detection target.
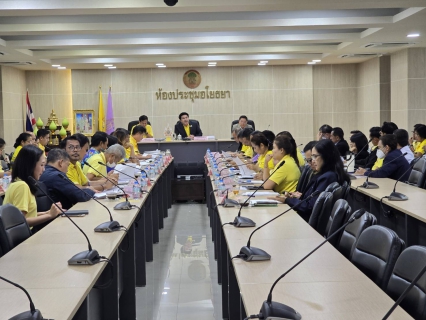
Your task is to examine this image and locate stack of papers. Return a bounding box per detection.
[242,191,280,196]
[249,199,279,206]
[114,163,136,180]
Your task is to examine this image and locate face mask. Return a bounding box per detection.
[106,162,116,168]
[376,149,385,159]
[321,136,327,140]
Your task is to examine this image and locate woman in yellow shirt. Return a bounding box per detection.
[262,136,301,193]
[11,132,33,162]
[276,131,305,167]
[413,125,426,158]
[4,145,62,228]
[113,128,138,163]
[248,132,275,179]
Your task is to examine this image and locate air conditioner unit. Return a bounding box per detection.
[0,61,35,65]
[363,42,416,48]
[338,53,381,59]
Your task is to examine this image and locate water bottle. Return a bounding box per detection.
[3,173,9,189]
[218,178,225,196]
[132,181,141,199]
[141,172,148,192]
[149,165,155,178]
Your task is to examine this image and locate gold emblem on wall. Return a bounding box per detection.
[183,69,201,89]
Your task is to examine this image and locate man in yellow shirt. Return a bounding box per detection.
[129,126,152,160]
[60,135,116,191]
[413,125,426,158]
[131,115,154,138]
[36,129,50,156]
[83,144,125,181]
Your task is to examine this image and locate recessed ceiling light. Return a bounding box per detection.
[57,67,66,69]
[407,33,420,38]
[208,65,216,67]
[208,62,217,64]
[312,60,321,62]
[52,64,60,67]
[108,66,116,69]
[104,64,113,67]
[308,62,316,65]
[260,61,268,64]
[156,63,164,66]
[258,63,266,66]
[158,65,166,68]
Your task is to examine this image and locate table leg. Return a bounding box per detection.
[145,194,154,262]
[135,207,146,287]
[228,252,240,320]
[119,224,136,319]
[152,184,160,243]
[100,251,119,320]
[221,230,229,320]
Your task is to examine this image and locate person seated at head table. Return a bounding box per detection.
[36,129,50,157]
[261,135,301,194]
[248,132,275,180]
[231,115,253,132]
[276,131,305,167]
[129,125,152,160]
[0,138,11,178]
[394,129,414,164]
[131,115,154,138]
[412,124,426,158]
[174,112,203,140]
[39,148,95,210]
[355,134,411,180]
[317,124,332,141]
[270,139,350,222]
[349,132,369,168]
[330,127,349,158]
[3,145,62,228]
[409,124,423,153]
[237,128,254,158]
[356,127,381,170]
[11,132,33,162]
[60,135,116,192]
[83,144,125,182]
[112,128,138,164]
[82,131,109,165]
[26,131,37,145]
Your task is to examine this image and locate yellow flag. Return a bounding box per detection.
[98,88,106,132]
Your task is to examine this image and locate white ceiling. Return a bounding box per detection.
[0,0,425,70]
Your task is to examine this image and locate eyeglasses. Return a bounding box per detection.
[311,154,321,160]
[304,158,312,163]
[67,145,82,151]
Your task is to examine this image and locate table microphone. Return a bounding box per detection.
[57,174,121,232]
[101,163,138,183]
[0,275,43,320]
[387,155,417,201]
[119,162,151,180]
[29,177,100,265]
[238,190,321,261]
[83,161,131,210]
[233,160,285,228]
[360,152,408,189]
[250,209,366,320]
[219,163,249,175]
[346,139,372,178]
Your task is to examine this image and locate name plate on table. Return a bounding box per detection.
[141,138,155,142]
[194,136,208,141]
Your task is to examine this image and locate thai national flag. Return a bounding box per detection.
[26,90,36,131]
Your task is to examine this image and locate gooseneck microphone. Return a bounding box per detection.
[252,209,366,320]
[346,139,372,176]
[83,161,131,210]
[219,163,248,175]
[388,155,417,201]
[361,152,408,189]
[29,177,100,265]
[233,161,285,228]
[238,190,321,261]
[57,174,120,232]
[100,162,139,184]
[0,275,43,320]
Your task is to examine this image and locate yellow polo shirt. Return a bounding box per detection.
[415,139,426,155]
[11,145,22,162]
[268,155,301,193]
[4,179,37,228]
[257,151,274,170]
[241,145,253,158]
[38,143,46,156]
[67,161,88,186]
[131,124,154,138]
[83,153,106,177]
[297,149,305,167]
[372,158,384,170]
[184,125,190,137]
[413,141,419,151]
[129,135,140,155]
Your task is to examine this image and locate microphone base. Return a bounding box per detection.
[68,250,100,266]
[260,300,301,320]
[9,310,43,320]
[94,220,121,232]
[233,216,256,228]
[360,181,379,189]
[114,201,132,210]
[223,198,239,207]
[388,192,408,201]
[239,246,271,261]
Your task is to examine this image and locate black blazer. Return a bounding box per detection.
[174,120,203,138]
[364,149,411,181]
[335,140,350,157]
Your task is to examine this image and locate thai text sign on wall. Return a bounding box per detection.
[156,86,231,103]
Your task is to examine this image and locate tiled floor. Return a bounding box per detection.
[136,203,222,320]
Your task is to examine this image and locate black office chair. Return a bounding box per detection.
[351,225,405,290]
[32,181,54,233]
[0,204,32,257]
[308,191,334,236]
[230,119,255,132]
[325,182,345,208]
[342,180,351,200]
[324,199,351,248]
[386,245,426,319]
[407,157,426,187]
[127,120,151,133]
[296,166,313,193]
[338,209,377,260]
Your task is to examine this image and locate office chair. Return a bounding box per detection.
[230,119,255,132]
[308,191,333,236]
[407,157,426,187]
[296,166,313,194]
[324,199,351,248]
[127,120,152,133]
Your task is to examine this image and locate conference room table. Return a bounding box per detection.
[0,158,174,320]
[348,176,426,247]
[206,156,411,319]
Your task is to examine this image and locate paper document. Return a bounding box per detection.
[249,200,279,206]
[114,163,136,180]
[242,191,280,196]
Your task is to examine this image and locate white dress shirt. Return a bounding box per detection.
[400,145,414,164]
